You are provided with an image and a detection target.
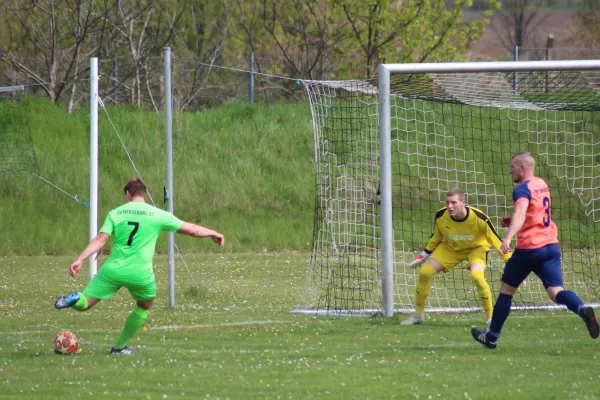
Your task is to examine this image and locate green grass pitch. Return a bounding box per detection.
[1,252,598,399]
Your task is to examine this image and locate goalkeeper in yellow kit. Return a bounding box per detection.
[401,188,511,326]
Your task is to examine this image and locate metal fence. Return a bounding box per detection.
[3,44,600,112]
[516,42,600,88]
[1,51,370,112]
[517,47,600,62]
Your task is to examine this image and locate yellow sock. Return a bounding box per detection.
[470,269,493,318]
[415,264,437,314]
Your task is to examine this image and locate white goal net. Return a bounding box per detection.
[296,62,600,316]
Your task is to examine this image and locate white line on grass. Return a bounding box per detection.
[13,336,593,356]
[81,340,322,355]
[150,319,286,331]
[24,337,483,355]
[4,337,327,356]
[0,312,581,337]
[0,319,288,336]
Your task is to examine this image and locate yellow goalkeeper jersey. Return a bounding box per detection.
[424,206,511,262]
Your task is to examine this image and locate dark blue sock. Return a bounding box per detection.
[488,293,513,339]
[556,290,584,315]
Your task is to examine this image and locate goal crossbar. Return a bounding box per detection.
[381,60,600,74]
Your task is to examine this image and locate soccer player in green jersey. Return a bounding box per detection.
[55,177,224,355]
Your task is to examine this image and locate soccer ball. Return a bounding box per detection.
[53,330,80,355]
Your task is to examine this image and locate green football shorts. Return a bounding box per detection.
[82,266,156,301]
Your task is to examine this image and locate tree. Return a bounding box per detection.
[493,0,550,54]
[172,0,232,110]
[104,0,184,110]
[231,0,496,80]
[256,0,349,80]
[334,0,500,77]
[0,0,110,110]
[565,0,600,48]
[0,0,506,107]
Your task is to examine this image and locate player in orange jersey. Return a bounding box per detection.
[471,152,599,349]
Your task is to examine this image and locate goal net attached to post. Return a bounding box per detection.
[295,60,600,317]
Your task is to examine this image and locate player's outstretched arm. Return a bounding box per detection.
[177,222,224,247]
[69,233,110,277]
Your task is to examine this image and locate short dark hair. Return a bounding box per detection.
[446,187,465,200]
[512,151,536,169]
[123,177,147,197]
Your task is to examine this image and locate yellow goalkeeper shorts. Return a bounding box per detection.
[429,243,488,272]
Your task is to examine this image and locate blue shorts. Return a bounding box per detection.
[501,243,563,288]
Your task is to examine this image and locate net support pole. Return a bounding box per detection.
[164,47,176,308]
[249,52,255,104]
[545,35,555,93]
[378,64,394,317]
[513,46,519,92]
[89,58,99,279]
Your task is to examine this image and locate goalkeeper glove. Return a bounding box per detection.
[502,251,513,263]
[408,250,430,269]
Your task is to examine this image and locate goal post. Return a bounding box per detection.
[90,57,99,279]
[296,60,600,317]
[378,65,394,317]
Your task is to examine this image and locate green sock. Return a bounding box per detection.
[72,293,88,311]
[114,306,150,349]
